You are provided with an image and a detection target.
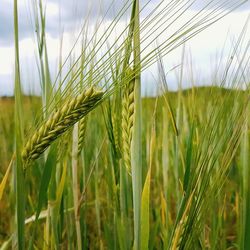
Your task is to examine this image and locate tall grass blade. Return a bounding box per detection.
[0,155,14,200]
[28,144,57,250]
[131,0,142,248]
[140,167,151,250]
[14,0,25,248]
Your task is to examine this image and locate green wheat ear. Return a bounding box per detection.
[22,87,103,165]
[122,68,135,174]
[78,116,88,156]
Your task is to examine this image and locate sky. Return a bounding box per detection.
[0,0,249,96]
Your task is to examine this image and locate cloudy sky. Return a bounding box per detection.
[0,0,249,96]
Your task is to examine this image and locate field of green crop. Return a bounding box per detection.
[0,0,249,249]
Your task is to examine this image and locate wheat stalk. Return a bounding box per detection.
[122,69,135,174]
[22,87,103,164]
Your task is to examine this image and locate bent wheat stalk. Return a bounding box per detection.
[22,87,103,164]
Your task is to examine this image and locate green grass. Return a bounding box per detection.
[0,87,249,249]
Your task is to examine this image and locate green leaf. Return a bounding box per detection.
[28,144,57,250]
[0,155,14,200]
[183,123,194,193]
[140,167,151,250]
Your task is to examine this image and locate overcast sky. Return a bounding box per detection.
[0,0,249,96]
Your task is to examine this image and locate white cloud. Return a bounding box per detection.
[46,1,59,17]
[0,0,249,95]
[0,46,14,75]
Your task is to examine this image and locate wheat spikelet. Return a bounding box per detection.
[122,70,135,174]
[22,87,103,164]
[77,116,88,156]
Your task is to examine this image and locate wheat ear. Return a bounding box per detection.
[22,87,103,164]
[122,72,135,174]
[77,116,88,156]
[112,114,122,157]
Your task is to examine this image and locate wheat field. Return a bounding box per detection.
[0,0,250,249]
